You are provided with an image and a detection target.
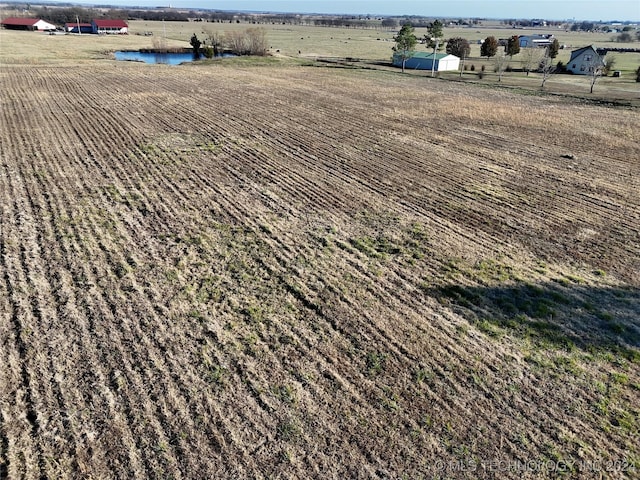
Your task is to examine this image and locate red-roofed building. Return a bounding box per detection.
[1,17,56,31]
[92,19,128,34]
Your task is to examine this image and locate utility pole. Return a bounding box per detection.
[431,39,439,78]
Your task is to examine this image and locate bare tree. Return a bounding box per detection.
[204,27,223,55]
[225,30,248,55]
[216,28,270,56]
[539,54,556,89]
[152,35,168,53]
[603,55,616,76]
[494,54,509,82]
[246,27,268,55]
[587,54,605,93]
[521,47,542,76]
[588,63,603,93]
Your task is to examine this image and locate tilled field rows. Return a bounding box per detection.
[0,64,639,479]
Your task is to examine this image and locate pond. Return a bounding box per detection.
[114,51,234,65]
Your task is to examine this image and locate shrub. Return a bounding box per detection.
[636,66,640,82]
[481,65,486,72]
[615,32,633,43]
[470,64,475,71]
[603,56,616,76]
[224,27,268,55]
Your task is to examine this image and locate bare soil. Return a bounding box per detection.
[0,61,639,479]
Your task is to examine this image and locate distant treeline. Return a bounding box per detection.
[26,6,400,28]
[28,6,313,24]
[21,5,637,31]
[500,19,639,31]
[30,7,125,24]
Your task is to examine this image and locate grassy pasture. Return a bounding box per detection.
[3,18,637,101]
[0,20,639,480]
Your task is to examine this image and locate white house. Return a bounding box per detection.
[392,52,460,71]
[567,45,605,75]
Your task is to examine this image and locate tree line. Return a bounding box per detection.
[393,23,563,87]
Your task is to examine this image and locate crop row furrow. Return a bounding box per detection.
[0,166,56,479]
[3,75,202,476]
[7,134,151,478]
[21,79,286,473]
[29,170,185,477]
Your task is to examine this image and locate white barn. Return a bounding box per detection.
[392,52,460,71]
[567,45,605,75]
[92,19,128,34]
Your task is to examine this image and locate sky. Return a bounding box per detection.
[42,1,640,21]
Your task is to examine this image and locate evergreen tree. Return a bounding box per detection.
[190,33,202,59]
[393,24,417,73]
[424,20,444,77]
[424,19,444,49]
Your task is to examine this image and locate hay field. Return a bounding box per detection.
[1,29,639,479]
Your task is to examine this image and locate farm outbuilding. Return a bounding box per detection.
[1,17,56,31]
[393,52,460,71]
[92,19,128,34]
[519,34,555,48]
[567,45,605,75]
[64,22,93,34]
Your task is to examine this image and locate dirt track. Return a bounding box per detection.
[1,63,639,479]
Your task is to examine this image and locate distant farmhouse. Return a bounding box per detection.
[519,34,555,48]
[392,52,460,71]
[567,45,605,75]
[92,19,128,34]
[1,17,56,31]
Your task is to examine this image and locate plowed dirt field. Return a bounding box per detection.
[1,61,639,479]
